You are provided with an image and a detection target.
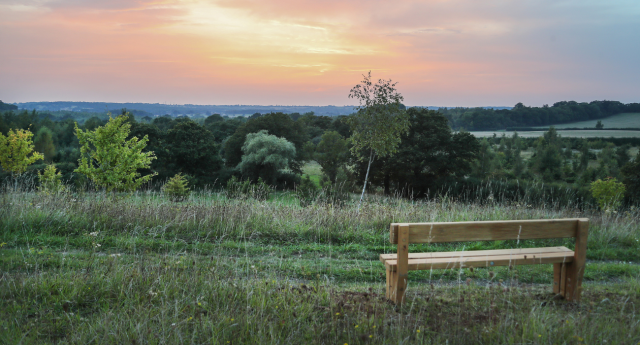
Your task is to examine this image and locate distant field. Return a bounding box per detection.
[534,112,640,129]
[471,130,640,138]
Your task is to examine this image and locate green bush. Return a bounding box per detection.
[163,173,190,202]
[37,164,66,194]
[226,176,271,201]
[590,177,626,211]
[296,175,319,207]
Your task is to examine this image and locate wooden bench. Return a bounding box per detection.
[380,218,589,304]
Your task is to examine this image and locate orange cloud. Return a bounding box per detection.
[1,0,638,105]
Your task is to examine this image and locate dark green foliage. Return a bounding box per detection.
[236,130,296,186]
[442,100,640,130]
[315,131,348,182]
[206,117,244,143]
[0,100,18,111]
[224,112,308,173]
[162,173,190,202]
[225,176,270,201]
[164,120,222,186]
[353,108,480,196]
[296,175,319,207]
[621,151,640,204]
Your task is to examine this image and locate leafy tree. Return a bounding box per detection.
[353,108,479,196]
[595,120,604,130]
[162,173,190,202]
[236,130,296,185]
[34,127,56,162]
[74,114,156,192]
[0,128,44,175]
[621,151,640,204]
[590,177,626,211]
[224,112,307,173]
[38,164,66,194]
[204,113,224,126]
[532,127,563,181]
[347,72,409,209]
[315,131,348,183]
[164,121,222,185]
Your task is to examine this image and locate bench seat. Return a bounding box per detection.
[381,246,574,271]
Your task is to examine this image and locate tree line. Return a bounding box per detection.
[441,100,640,130]
[1,90,638,206]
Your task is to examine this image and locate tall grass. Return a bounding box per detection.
[1,180,640,344]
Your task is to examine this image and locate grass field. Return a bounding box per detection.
[471,129,640,138]
[534,113,640,129]
[1,189,639,344]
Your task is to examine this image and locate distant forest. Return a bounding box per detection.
[9,100,640,131]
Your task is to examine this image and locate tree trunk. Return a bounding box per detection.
[357,149,374,213]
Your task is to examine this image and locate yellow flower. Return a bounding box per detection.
[417,330,420,333]
[355,325,359,328]
[231,318,234,321]
[198,302,202,306]
[369,335,372,338]
[336,313,340,316]
[0,242,6,248]
[538,335,542,337]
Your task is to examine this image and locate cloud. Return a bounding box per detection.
[0,0,639,105]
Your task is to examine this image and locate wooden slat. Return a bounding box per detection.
[385,251,574,271]
[380,247,572,263]
[390,219,579,244]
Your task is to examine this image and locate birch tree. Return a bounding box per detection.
[347,71,409,211]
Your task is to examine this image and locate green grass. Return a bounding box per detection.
[471,130,640,138]
[1,190,640,344]
[302,160,323,187]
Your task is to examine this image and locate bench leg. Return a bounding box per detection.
[553,263,566,294]
[386,266,396,301]
[565,219,589,302]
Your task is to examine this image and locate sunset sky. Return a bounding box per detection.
[1,0,639,106]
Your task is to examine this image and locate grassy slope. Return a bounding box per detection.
[1,192,639,344]
[471,130,640,138]
[534,112,640,129]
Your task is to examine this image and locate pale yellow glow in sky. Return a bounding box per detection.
[0,0,638,106]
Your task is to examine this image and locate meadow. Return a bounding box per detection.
[1,183,640,344]
[470,129,640,138]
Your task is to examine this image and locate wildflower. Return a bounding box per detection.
[369,335,373,338]
[198,302,202,306]
[355,325,359,328]
[231,318,234,321]
[417,330,420,333]
[336,313,340,316]
[89,231,99,237]
[538,335,541,337]
[0,243,6,248]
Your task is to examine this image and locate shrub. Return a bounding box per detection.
[163,173,190,202]
[590,177,626,211]
[37,164,66,194]
[226,176,271,201]
[296,175,319,207]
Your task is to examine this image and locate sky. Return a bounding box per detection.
[1,0,639,107]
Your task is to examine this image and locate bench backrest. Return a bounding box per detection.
[390,218,589,244]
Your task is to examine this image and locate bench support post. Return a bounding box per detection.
[394,224,410,304]
[564,219,588,302]
[553,263,566,294]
